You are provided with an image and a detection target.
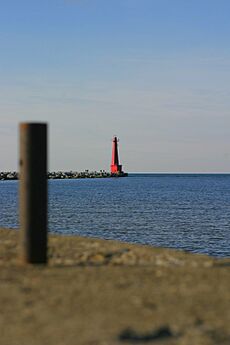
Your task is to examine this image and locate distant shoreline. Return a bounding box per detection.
[0,171,128,181]
[1,171,229,181]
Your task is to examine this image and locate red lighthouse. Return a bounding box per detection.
[110,136,123,175]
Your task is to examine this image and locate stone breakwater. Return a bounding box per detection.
[0,171,127,181]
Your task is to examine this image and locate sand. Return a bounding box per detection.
[0,228,230,345]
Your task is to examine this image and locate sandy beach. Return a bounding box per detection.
[0,228,230,345]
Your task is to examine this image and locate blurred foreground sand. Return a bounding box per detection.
[0,228,230,345]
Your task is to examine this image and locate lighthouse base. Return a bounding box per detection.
[111,172,128,177]
[110,164,123,174]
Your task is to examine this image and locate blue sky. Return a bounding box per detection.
[0,0,230,172]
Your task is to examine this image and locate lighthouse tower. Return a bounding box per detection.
[110,136,123,174]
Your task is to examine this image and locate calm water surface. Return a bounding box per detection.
[0,174,230,257]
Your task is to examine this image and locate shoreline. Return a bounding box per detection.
[0,228,230,345]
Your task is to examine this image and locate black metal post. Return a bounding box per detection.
[19,123,48,264]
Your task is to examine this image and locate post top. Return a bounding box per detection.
[20,122,47,128]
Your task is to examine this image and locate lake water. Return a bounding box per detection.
[0,174,230,257]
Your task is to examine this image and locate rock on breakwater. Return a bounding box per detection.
[0,171,18,180]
